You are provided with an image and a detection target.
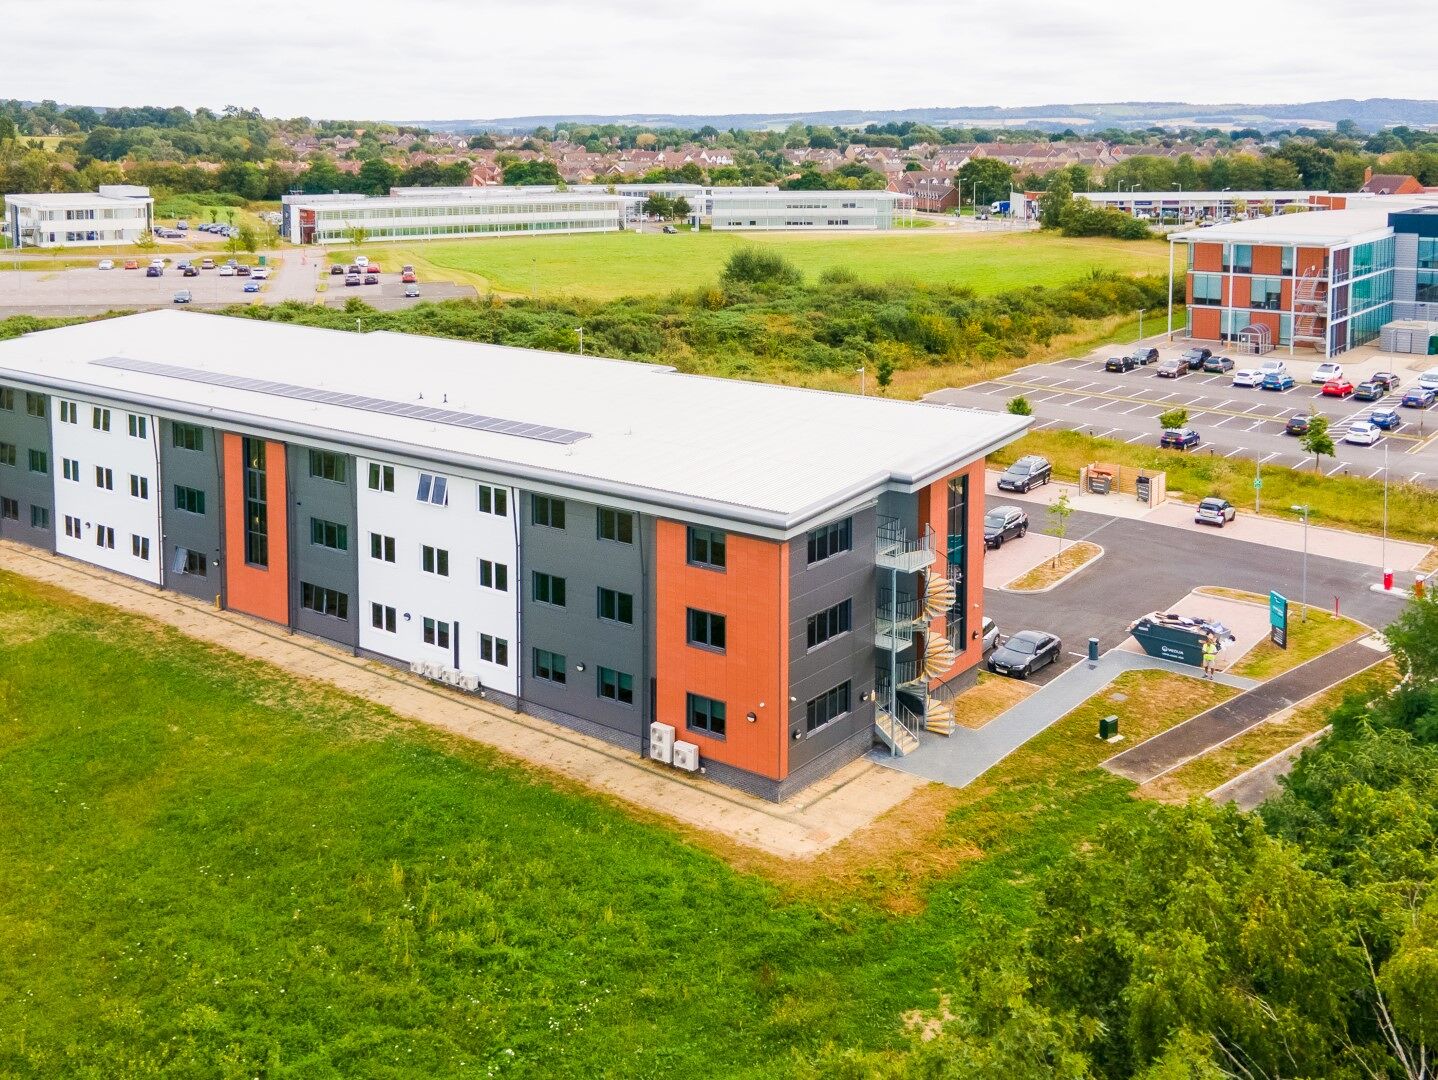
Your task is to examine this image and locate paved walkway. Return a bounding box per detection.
[1208,727,1330,811]
[1102,637,1389,784]
[1,542,924,861]
[871,651,1258,788]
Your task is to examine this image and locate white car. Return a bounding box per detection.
[1312,362,1343,384]
[96,258,114,270]
[1344,421,1381,446]
[217,265,236,277]
[1419,369,1438,391]
[250,267,270,280]
[355,255,370,268]
[1232,369,1265,388]
[1259,359,1288,377]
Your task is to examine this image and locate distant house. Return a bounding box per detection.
[896,170,958,212]
[1361,169,1425,196]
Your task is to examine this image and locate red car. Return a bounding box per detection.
[401,271,416,283]
[1321,378,1355,398]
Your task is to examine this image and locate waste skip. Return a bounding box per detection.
[1127,612,1234,667]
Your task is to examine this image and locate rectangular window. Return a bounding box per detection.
[131,534,150,561]
[129,474,148,500]
[370,603,397,633]
[64,515,81,538]
[369,532,396,562]
[94,466,113,490]
[686,608,727,651]
[422,617,452,649]
[478,559,508,591]
[479,633,510,667]
[687,526,726,569]
[416,472,448,506]
[59,400,77,424]
[301,582,349,620]
[806,599,852,649]
[532,647,566,684]
[0,442,13,467]
[174,485,206,515]
[127,414,147,439]
[0,388,12,410]
[1191,272,1223,306]
[368,462,395,492]
[597,666,635,705]
[533,571,566,606]
[686,692,726,737]
[477,484,508,516]
[531,494,566,529]
[30,505,50,530]
[95,525,115,549]
[171,422,205,451]
[805,518,852,564]
[27,449,47,474]
[0,496,17,521]
[805,681,852,733]
[422,545,450,576]
[26,393,46,419]
[596,506,634,544]
[175,548,208,576]
[91,406,110,431]
[310,518,348,551]
[308,449,347,483]
[597,587,634,624]
[243,437,268,568]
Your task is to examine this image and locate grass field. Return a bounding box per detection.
[325,229,1169,300]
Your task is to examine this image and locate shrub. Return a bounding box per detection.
[720,247,803,288]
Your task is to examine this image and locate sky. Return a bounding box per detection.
[7,0,1436,122]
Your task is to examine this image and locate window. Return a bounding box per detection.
[25,448,47,474]
[174,485,206,515]
[127,414,147,439]
[416,472,449,505]
[242,437,268,567]
[64,515,81,539]
[129,474,148,500]
[30,505,49,529]
[26,393,46,419]
[171,423,205,452]
[422,617,452,649]
[531,494,566,529]
[479,559,508,591]
[422,545,450,576]
[687,608,727,651]
[311,518,348,551]
[596,507,634,544]
[532,647,566,684]
[0,388,11,410]
[687,526,726,569]
[59,400,77,424]
[308,449,347,483]
[0,497,17,521]
[805,681,851,733]
[1191,273,1223,306]
[477,484,508,516]
[370,603,397,633]
[598,666,634,705]
[806,599,852,649]
[0,442,13,467]
[479,634,510,666]
[1249,276,1283,310]
[368,462,395,492]
[95,525,115,549]
[174,548,208,576]
[91,406,110,431]
[597,587,634,624]
[533,571,566,606]
[806,518,852,564]
[94,466,113,490]
[370,533,396,562]
[301,582,349,620]
[686,693,726,737]
[131,534,150,561]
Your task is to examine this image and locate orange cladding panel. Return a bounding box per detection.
[1251,245,1285,276]
[655,522,789,779]
[1191,243,1222,272]
[222,433,290,625]
[1297,247,1330,277]
[1190,307,1221,340]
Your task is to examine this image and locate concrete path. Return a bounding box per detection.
[1208,727,1330,811]
[1102,636,1389,784]
[871,651,1258,788]
[1,542,924,861]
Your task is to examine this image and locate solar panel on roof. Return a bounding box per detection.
[89,356,590,445]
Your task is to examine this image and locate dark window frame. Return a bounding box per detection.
[596,506,635,544]
[686,692,727,738]
[686,526,727,570]
[686,607,727,651]
[806,518,853,565]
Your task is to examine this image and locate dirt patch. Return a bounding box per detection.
[1004,540,1102,591]
[950,673,1036,730]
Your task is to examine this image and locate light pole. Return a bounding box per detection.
[1291,504,1310,621]
[574,327,584,355]
[1382,441,1389,574]
[857,365,866,396]
[1172,182,1182,224]
[1138,307,1145,342]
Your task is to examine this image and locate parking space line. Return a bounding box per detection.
[1222,447,1246,458]
[1069,381,1096,392]
[1411,472,1425,484]
[1089,399,1121,411]
[1367,468,1383,479]
[1125,432,1149,444]
[1212,416,1238,428]
[1245,420,1265,431]
[1095,428,1118,439]
[1259,452,1280,464]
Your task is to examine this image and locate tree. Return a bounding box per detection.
[348,224,369,247]
[641,193,672,219]
[1157,407,1189,431]
[356,157,398,196]
[467,133,495,150]
[502,159,561,185]
[720,247,801,288]
[1300,413,1335,470]
[1007,396,1033,416]
[1038,173,1072,229]
[1047,491,1073,566]
[132,230,156,251]
[958,157,1016,208]
[1384,592,1438,687]
[876,356,895,391]
[670,196,692,220]
[237,224,258,255]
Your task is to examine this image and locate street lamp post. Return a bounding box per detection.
[1138,307,1145,342]
[857,365,866,396]
[1291,504,1311,621]
[1382,441,1389,574]
[574,327,584,355]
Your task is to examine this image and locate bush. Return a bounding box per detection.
[720,247,803,288]
[1007,396,1032,416]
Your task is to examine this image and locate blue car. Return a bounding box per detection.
[1402,386,1436,409]
[1370,408,1402,431]
[1261,372,1296,391]
[243,280,261,293]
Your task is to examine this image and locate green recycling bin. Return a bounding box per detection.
[258,255,267,266]
[1127,615,1205,666]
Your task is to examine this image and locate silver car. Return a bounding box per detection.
[1194,497,1236,527]
[981,616,999,652]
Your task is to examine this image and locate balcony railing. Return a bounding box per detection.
[875,516,936,573]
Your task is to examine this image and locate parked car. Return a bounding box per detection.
[347,264,361,274]
[1321,378,1355,398]
[356,255,370,268]
[1202,355,1235,374]
[984,505,1029,549]
[235,265,251,277]
[1353,381,1385,402]
[1344,421,1381,446]
[1129,347,1160,366]
[345,273,362,286]
[176,220,188,230]
[662,224,678,234]
[987,630,1062,679]
[1402,386,1437,408]
[182,265,199,277]
[363,272,378,285]
[217,265,235,277]
[1194,497,1236,527]
[330,264,345,275]
[981,616,999,653]
[1418,369,1438,391]
[1371,408,1402,431]
[1262,372,1296,392]
[96,258,114,270]
[401,270,417,284]
[996,455,1052,493]
[1232,368,1264,388]
[1312,362,1344,384]
[145,265,162,277]
[251,267,270,280]
[1105,354,1138,373]
[1372,371,1401,391]
[123,259,139,270]
[200,257,215,269]
[1156,358,1188,378]
[1285,414,1311,436]
[1259,359,1288,377]
[1160,427,1200,450]
[243,280,261,293]
[401,264,415,274]
[172,289,192,304]
[404,284,420,298]
[1178,347,1211,368]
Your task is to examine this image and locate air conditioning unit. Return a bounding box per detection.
[649,722,675,764]
[421,661,439,679]
[409,660,427,676]
[672,740,700,773]
[442,668,460,686]
[457,673,479,691]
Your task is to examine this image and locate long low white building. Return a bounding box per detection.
[709,189,911,230]
[4,185,153,248]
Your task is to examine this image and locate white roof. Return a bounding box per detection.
[4,190,153,208]
[287,190,626,212]
[0,311,1026,535]
[710,189,910,203]
[1080,190,1317,202]
[1170,201,1438,246]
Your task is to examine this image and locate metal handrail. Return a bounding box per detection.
[875,516,935,559]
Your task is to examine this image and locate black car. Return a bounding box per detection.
[987,630,1062,679]
[984,505,1029,549]
[330,264,345,275]
[347,264,361,274]
[1105,354,1138,373]
[1179,347,1212,369]
[1160,427,1200,450]
[182,265,199,277]
[1372,371,1402,392]
[1285,414,1310,436]
[145,265,162,277]
[1353,381,1385,402]
[1202,355,1235,374]
[1128,347,1160,366]
[996,455,1052,493]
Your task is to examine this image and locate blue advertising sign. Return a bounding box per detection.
[1269,591,1289,649]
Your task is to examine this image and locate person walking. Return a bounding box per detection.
[1201,634,1218,680]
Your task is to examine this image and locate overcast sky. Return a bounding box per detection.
[7,0,1434,122]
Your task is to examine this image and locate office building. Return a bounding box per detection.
[710,189,910,230]
[4,185,154,248]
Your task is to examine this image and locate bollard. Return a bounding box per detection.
[1384,568,1394,591]
[1417,577,1426,600]
[1088,637,1099,664]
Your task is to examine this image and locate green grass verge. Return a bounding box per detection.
[1195,588,1368,680]
[992,428,1438,546]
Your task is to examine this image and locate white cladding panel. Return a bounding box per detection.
[50,398,162,583]
[355,457,519,695]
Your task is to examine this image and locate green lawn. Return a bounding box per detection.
[325,229,1169,300]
